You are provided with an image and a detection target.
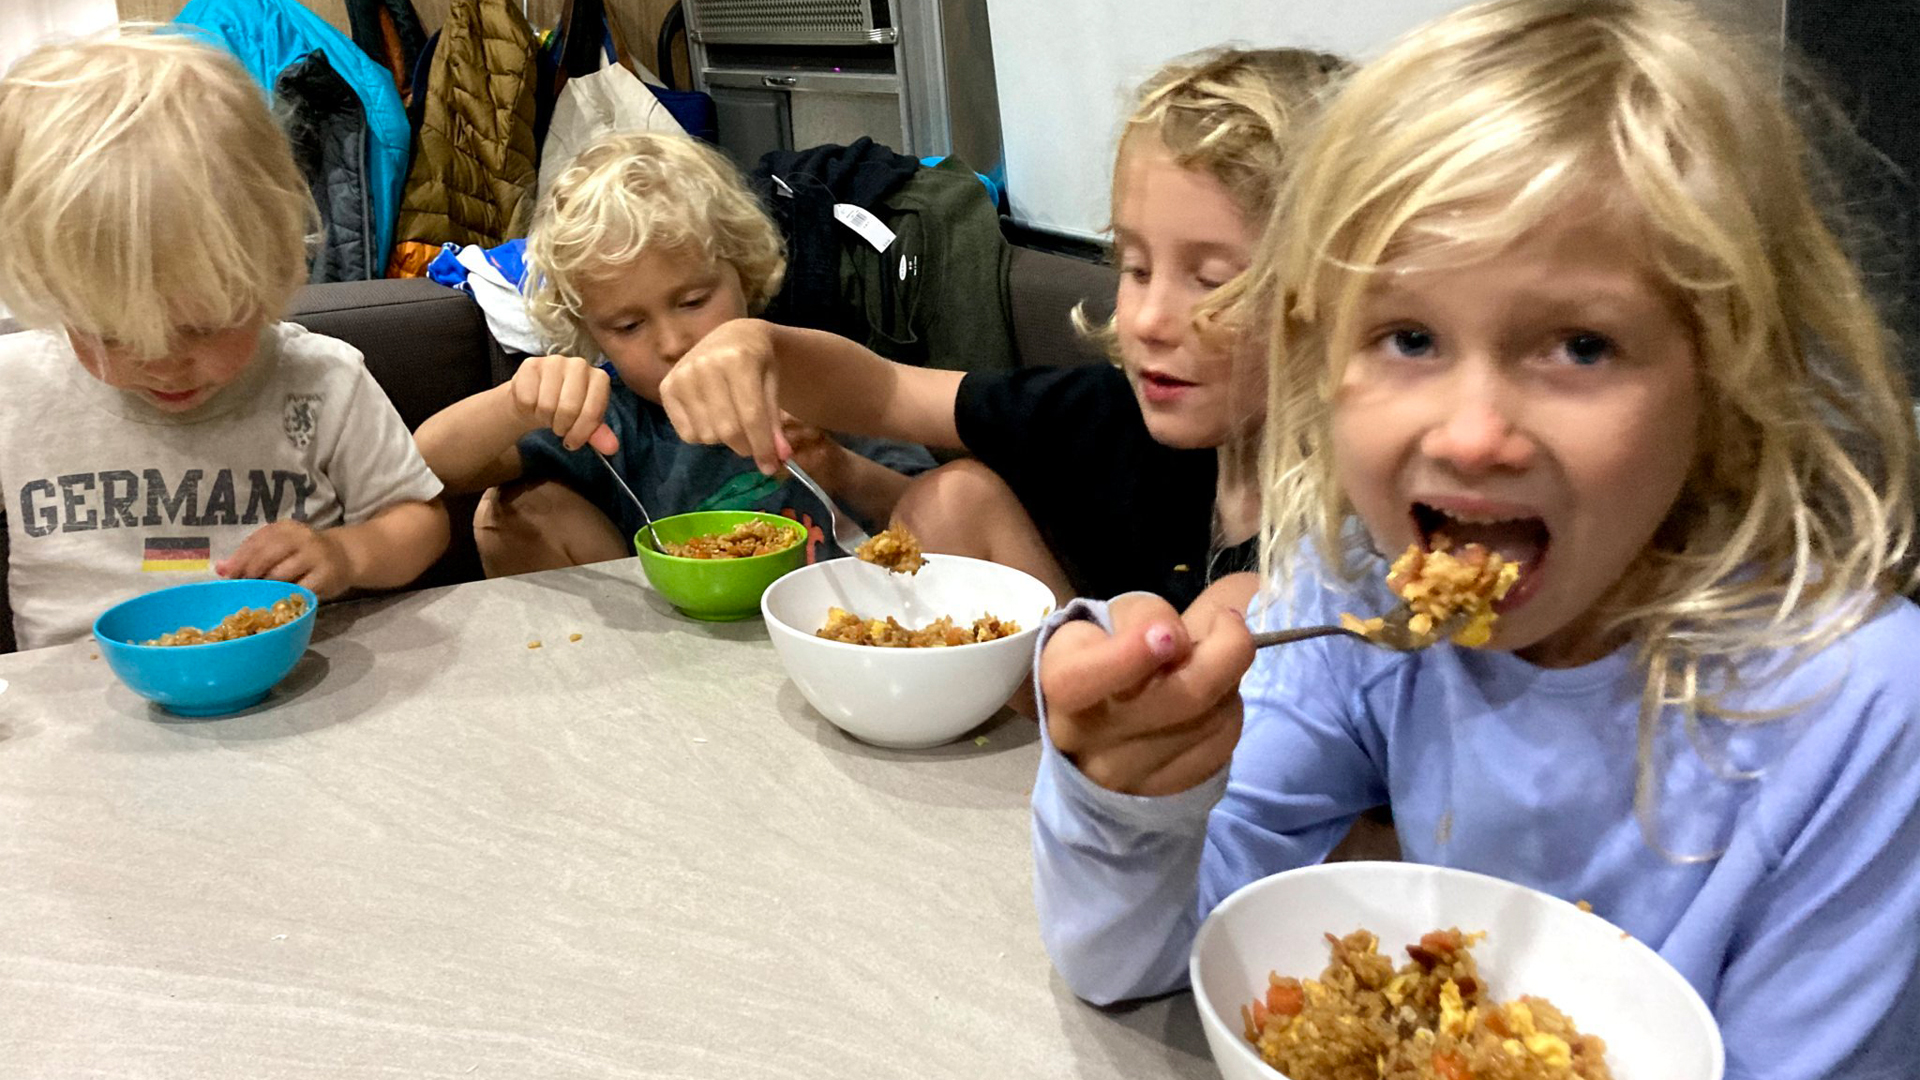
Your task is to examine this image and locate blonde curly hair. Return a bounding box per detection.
[524,132,785,358]
[0,29,319,358]
[1072,46,1349,359]
[1252,0,1918,856]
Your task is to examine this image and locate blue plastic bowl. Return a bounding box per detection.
[93,580,319,717]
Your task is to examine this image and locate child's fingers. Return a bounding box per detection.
[532,359,566,428]
[1138,705,1245,797]
[1062,616,1249,794]
[509,355,549,416]
[1190,603,1257,692]
[1107,612,1251,737]
[548,361,591,443]
[1182,571,1258,628]
[773,419,793,463]
[1072,710,1239,796]
[766,377,791,466]
[263,549,310,585]
[220,522,299,580]
[586,422,620,455]
[296,561,341,597]
[725,372,784,474]
[1040,599,1189,715]
[660,390,735,462]
[561,366,610,451]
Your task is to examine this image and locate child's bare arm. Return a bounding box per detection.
[416,356,616,494]
[661,319,966,475]
[790,435,915,532]
[218,499,449,597]
[331,499,450,589]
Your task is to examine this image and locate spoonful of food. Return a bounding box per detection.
[1252,540,1519,653]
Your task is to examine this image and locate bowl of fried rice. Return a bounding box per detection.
[1190,863,1722,1080]
[634,510,809,621]
[93,579,319,716]
[759,553,1054,748]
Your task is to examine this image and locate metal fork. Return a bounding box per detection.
[595,451,661,552]
[1250,605,1470,652]
[783,461,872,555]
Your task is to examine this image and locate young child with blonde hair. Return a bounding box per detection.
[1031,2,1920,1074]
[413,132,933,573]
[0,31,448,650]
[659,47,1345,608]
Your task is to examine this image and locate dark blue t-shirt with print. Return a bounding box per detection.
[517,377,935,563]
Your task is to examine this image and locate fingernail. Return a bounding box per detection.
[1145,625,1176,659]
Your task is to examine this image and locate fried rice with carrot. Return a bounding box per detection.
[1243,929,1610,1080]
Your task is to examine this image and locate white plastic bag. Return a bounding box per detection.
[537,56,684,200]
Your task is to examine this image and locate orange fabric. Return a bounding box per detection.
[377,9,411,100]
[385,240,441,279]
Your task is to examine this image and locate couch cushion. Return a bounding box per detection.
[288,278,502,590]
[1009,246,1116,369]
[288,278,509,426]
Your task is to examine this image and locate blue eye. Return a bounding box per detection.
[1560,332,1613,366]
[1383,328,1435,358]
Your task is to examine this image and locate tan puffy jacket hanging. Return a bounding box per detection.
[386,0,538,278]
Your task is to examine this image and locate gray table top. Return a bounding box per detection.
[0,560,1214,1079]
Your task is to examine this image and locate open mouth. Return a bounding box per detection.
[1411,501,1549,611]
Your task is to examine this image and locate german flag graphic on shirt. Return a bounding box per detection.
[142,536,211,572]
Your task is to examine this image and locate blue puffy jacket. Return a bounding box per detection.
[177,0,410,270]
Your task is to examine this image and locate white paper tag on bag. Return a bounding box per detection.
[833,203,896,251]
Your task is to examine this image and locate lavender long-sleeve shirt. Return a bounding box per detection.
[1032,565,1920,1080]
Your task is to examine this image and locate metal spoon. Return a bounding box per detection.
[783,460,872,555]
[595,451,661,552]
[1250,605,1471,653]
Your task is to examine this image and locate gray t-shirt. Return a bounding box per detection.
[0,322,443,650]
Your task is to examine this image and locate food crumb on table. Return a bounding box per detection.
[974,735,989,747]
[568,633,583,642]
[528,641,542,650]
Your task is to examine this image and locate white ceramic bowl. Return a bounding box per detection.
[760,554,1055,748]
[1190,862,1723,1080]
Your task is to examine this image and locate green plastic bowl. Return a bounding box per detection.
[634,510,809,621]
